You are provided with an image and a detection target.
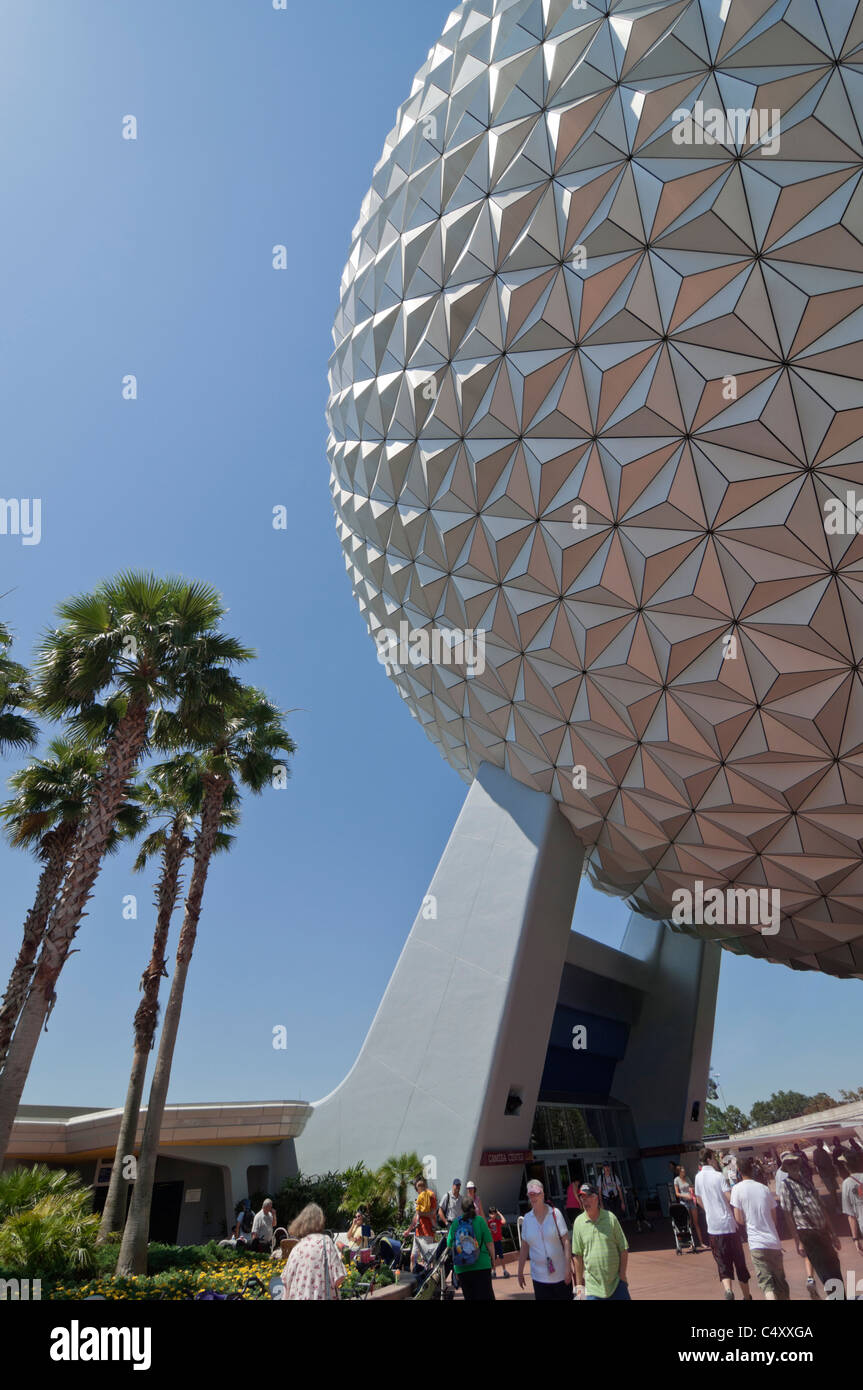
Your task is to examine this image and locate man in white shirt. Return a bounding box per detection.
[251,1198,277,1252]
[694,1148,752,1301]
[731,1156,789,1300]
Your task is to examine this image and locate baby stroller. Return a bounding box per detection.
[669,1200,697,1255]
[413,1235,455,1301]
[373,1231,403,1271]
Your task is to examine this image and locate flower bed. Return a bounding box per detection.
[47,1253,275,1301]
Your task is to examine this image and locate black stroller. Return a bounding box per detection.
[669,1200,698,1254]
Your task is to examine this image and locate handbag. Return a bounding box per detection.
[321,1235,337,1301]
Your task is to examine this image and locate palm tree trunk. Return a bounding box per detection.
[0,824,76,1069]
[98,821,189,1244]
[0,699,150,1163]
[116,778,226,1275]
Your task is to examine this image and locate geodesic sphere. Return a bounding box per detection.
[327,0,863,979]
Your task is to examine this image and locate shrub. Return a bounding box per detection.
[0,1192,100,1277]
[276,1171,348,1231]
[0,1164,87,1224]
[339,1163,398,1232]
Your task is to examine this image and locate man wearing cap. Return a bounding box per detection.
[571,1183,630,1301]
[438,1179,463,1229]
[777,1150,845,1299]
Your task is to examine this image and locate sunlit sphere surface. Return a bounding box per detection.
[327,0,863,979]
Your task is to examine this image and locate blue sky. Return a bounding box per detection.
[0,0,860,1123]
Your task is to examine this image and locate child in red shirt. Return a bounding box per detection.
[487,1206,509,1278]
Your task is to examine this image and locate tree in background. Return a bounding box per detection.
[704,1102,750,1135]
[275,1172,348,1233]
[749,1090,829,1127]
[802,1092,838,1115]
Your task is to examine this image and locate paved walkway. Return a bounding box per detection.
[454,1231,859,1301]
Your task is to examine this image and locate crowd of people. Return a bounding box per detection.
[231,1132,863,1301]
[678,1135,863,1301]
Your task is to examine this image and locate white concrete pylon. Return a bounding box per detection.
[296,763,584,1205]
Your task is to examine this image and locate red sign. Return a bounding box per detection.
[481,1149,534,1167]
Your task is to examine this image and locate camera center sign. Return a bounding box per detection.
[481,1150,534,1168]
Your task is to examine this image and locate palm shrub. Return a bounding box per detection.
[0,1163,84,1222]
[377,1152,423,1223]
[338,1163,398,1232]
[0,1193,100,1277]
[0,1165,99,1276]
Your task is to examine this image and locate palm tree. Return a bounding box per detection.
[98,760,238,1243]
[0,620,37,755]
[116,688,295,1274]
[377,1152,424,1223]
[0,739,145,1068]
[0,573,251,1162]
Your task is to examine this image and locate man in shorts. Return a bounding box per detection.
[694,1148,752,1301]
[731,1156,789,1300]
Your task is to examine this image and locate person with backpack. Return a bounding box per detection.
[517,1179,573,1300]
[446,1195,495,1300]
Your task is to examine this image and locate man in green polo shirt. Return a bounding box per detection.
[571,1183,631,1300]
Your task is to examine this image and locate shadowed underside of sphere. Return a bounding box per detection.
[326,0,863,979]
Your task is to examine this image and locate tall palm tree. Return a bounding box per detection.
[0,620,38,755]
[116,689,295,1274]
[0,573,251,1162]
[0,739,145,1068]
[98,760,238,1243]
